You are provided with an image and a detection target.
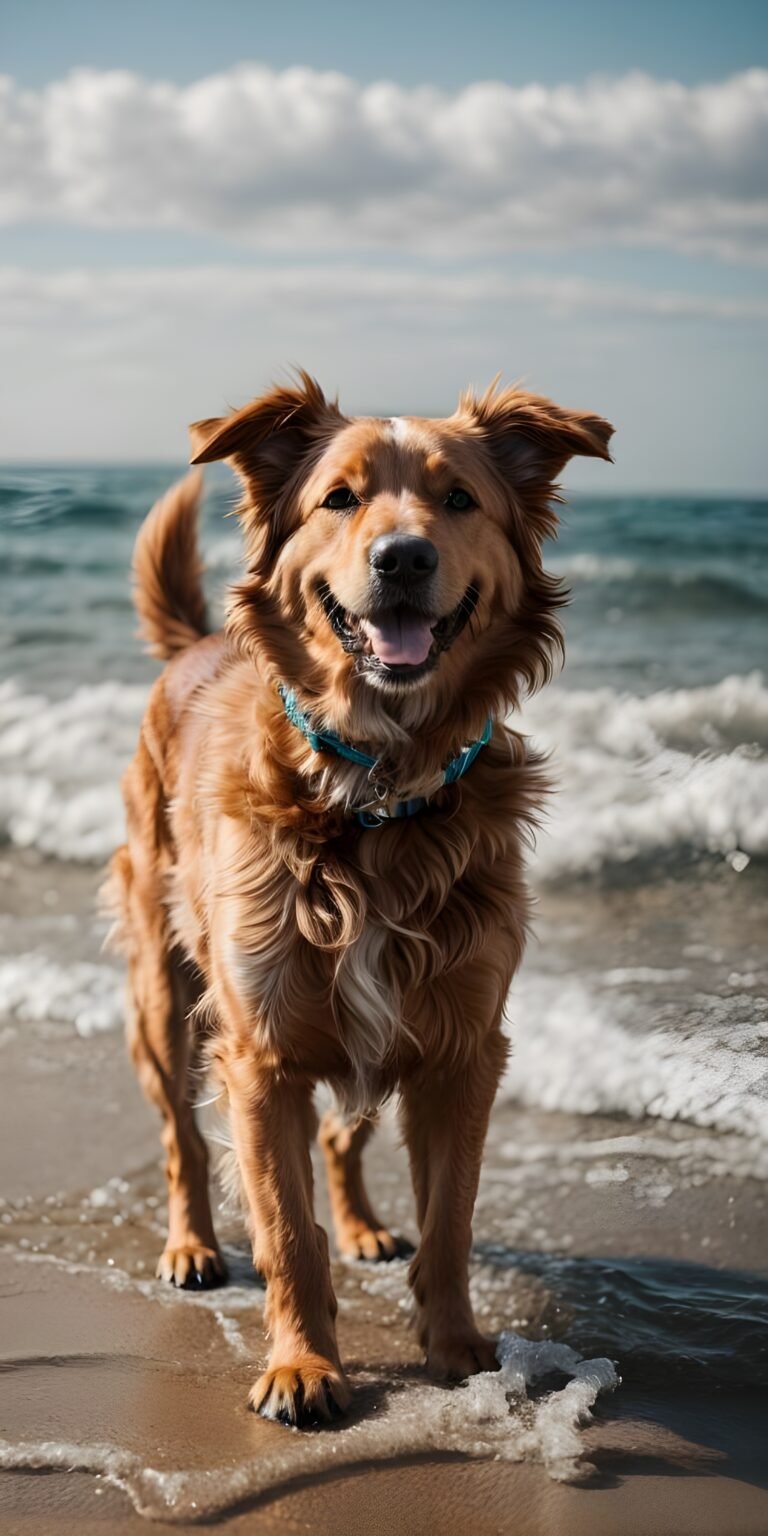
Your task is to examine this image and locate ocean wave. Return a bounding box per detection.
[0,678,143,862]
[548,555,768,611]
[503,969,768,1142]
[0,488,133,529]
[522,672,768,879]
[0,954,123,1037]
[204,533,244,571]
[2,550,129,577]
[549,553,638,580]
[1,672,767,874]
[0,532,243,582]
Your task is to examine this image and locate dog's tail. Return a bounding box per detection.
[132,470,209,660]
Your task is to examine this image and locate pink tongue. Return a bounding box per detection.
[361,613,434,666]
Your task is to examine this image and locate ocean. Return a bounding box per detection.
[1,467,767,1514]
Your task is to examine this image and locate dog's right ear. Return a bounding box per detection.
[189,374,345,545]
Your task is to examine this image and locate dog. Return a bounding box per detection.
[106,374,612,1426]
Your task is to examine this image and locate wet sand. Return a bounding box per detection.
[3,1080,768,1532]
[1,857,767,1532]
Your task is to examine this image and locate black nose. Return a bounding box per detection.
[369,534,438,583]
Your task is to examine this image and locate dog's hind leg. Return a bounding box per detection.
[129,944,226,1288]
[318,1110,414,1262]
[109,844,226,1290]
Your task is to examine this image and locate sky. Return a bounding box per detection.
[2,0,767,489]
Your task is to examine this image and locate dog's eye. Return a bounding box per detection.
[444,488,476,512]
[322,487,360,512]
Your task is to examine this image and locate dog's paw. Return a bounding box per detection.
[156,1244,227,1290]
[339,1226,415,1263]
[249,1357,350,1427]
[426,1330,500,1381]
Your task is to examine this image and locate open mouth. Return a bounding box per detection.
[317,582,479,684]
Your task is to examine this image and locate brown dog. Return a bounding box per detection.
[107,375,612,1426]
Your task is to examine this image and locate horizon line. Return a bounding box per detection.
[0,459,765,499]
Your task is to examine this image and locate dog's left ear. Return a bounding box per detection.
[189,374,345,546]
[461,383,614,490]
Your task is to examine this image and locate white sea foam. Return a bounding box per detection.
[504,969,768,1142]
[521,671,768,878]
[1,670,767,875]
[0,1332,617,1519]
[0,953,122,1037]
[204,533,242,573]
[547,552,637,580]
[495,1127,768,1182]
[0,678,143,861]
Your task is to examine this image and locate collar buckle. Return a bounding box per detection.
[278,685,493,830]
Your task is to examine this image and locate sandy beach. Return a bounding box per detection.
[2,850,767,1535]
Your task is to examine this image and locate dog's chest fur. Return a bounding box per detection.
[217,805,503,1103]
[225,852,423,1085]
[330,914,407,1092]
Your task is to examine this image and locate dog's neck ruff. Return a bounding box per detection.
[278,685,493,829]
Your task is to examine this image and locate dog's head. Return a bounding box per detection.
[191,374,612,733]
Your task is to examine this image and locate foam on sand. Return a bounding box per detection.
[0,1332,618,1520]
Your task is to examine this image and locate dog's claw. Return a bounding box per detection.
[341,1227,415,1263]
[324,1381,345,1420]
[156,1244,228,1290]
[249,1360,350,1427]
[388,1234,416,1260]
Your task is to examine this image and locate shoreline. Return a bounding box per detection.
[1,852,767,1531]
[2,1054,767,1531]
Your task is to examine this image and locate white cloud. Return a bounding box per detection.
[2,261,765,487]
[1,65,768,261]
[2,264,766,331]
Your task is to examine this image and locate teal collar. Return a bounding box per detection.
[278,685,493,829]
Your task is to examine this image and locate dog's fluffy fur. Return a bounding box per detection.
[106,375,612,1425]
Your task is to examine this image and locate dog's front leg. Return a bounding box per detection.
[222,1052,350,1425]
[400,1029,508,1380]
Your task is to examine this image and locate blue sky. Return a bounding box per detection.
[4,0,766,89]
[2,0,767,488]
